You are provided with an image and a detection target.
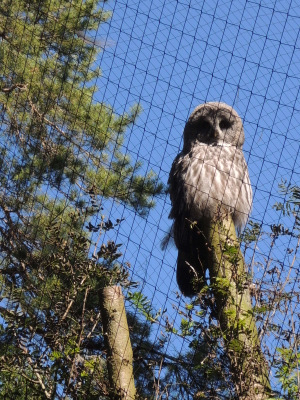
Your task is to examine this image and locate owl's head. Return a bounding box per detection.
[183,102,245,152]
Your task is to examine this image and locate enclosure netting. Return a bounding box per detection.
[0,0,299,399]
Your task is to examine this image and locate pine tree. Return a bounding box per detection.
[0,1,163,398]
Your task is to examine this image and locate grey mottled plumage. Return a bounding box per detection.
[168,102,252,296]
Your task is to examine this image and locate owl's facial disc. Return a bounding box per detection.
[194,116,233,144]
[183,103,245,151]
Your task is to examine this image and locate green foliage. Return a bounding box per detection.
[180,318,195,336]
[0,0,163,217]
[273,347,300,400]
[243,220,262,245]
[273,180,300,233]
[0,1,164,398]
[127,291,161,323]
[162,309,234,399]
[0,207,112,398]
[0,201,163,398]
[126,313,167,399]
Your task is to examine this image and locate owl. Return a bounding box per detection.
[168,102,252,296]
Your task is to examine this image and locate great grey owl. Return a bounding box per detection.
[168,102,252,296]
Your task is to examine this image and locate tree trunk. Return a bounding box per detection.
[207,215,271,399]
[100,286,136,400]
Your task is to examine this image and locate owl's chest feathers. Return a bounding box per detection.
[179,143,241,182]
[175,144,249,219]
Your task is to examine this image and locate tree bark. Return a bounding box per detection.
[207,214,271,399]
[100,286,136,400]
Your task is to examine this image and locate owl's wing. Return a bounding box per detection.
[168,152,198,251]
[168,152,188,220]
[168,152,209,296]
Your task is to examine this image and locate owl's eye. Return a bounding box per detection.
[219,119,232,131]
[195,118,211,134]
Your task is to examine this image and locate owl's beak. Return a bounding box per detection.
[212,128,219,139]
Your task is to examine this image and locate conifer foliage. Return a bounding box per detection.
[0,1,162,397]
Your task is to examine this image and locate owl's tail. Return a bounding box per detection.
[176,248,207,297]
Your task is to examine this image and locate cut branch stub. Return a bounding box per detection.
[100,286,136,400]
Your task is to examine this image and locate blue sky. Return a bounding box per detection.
[91,0,300,392]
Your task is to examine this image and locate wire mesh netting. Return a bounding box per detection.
[0,0,299,399]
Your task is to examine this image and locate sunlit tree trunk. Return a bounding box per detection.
[207,215,271,399]
[100,286,136,400]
